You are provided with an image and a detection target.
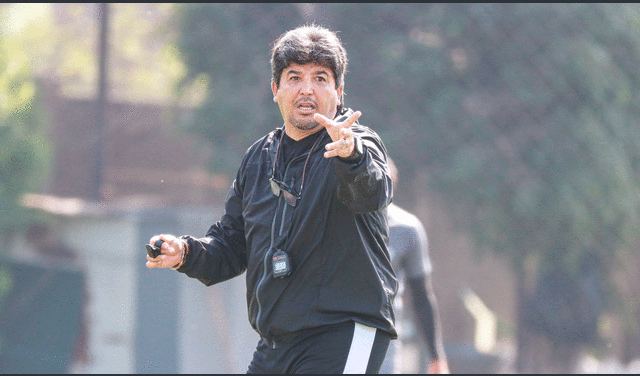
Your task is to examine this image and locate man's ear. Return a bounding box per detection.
[337,84,344,105]
[271,81,279,102]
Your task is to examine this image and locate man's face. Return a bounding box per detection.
[272,63,343,133]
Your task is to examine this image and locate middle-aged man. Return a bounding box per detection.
[145,24,397,374]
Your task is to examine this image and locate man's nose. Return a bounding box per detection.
[300,78,314,95]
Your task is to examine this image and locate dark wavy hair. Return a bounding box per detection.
[270,24,348,92]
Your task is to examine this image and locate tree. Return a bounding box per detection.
[327,4,640,372]
[0,6,52,358]
[172,3,307,176]
[0,5,52,240]
[172,3,640,372]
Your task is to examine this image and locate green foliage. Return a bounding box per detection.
[109,3,186,104]
[326,4,640,275]
[173,3,640,350]
[175,3,640,268]
[173,3,305,176]
[0,7,51,237]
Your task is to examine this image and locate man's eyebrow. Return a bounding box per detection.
[285,69,330,76]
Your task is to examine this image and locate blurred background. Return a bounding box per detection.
[1,3,640,374]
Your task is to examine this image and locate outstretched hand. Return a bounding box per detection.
[146,234,185,269]
[314,110,361,159]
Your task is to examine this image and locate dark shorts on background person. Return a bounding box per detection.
[247,320,392,374]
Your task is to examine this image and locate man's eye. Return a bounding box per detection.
[290,76,300,81]
[316,76,326,82]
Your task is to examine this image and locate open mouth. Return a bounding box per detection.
[295,99,317,114]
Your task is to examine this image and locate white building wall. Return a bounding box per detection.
[61,213,139,374]
[48,205,260,374]
[176,207,260,374]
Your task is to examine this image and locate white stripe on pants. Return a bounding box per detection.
[343,322,377,374]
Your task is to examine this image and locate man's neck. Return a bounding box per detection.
[284,124,324,141]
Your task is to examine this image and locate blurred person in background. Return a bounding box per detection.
[145,24,397,374]
[379,157,449,374]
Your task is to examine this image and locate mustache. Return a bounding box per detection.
[294,98,318,107]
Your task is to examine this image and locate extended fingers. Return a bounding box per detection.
[325,136,350,151]
[325,128,353,148]
[339,127,352,139]
[313,113,331,128]
[324,132,355,158]
[314,111,362,132]
[342,111,361,128]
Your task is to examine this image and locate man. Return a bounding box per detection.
[379,158,449,374]
[146,24,397,374]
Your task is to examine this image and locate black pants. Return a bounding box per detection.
[247,321,392,374]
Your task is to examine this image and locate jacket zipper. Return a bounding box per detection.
[254,160,291,341]
[253,152,305,346]
[254,245,276,340]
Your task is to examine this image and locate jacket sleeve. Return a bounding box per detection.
[334,124,393,213]
[175,160,248,286]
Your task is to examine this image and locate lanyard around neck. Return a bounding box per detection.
[271,129,323,198]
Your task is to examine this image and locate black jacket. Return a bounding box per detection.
[177,109,398,345]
